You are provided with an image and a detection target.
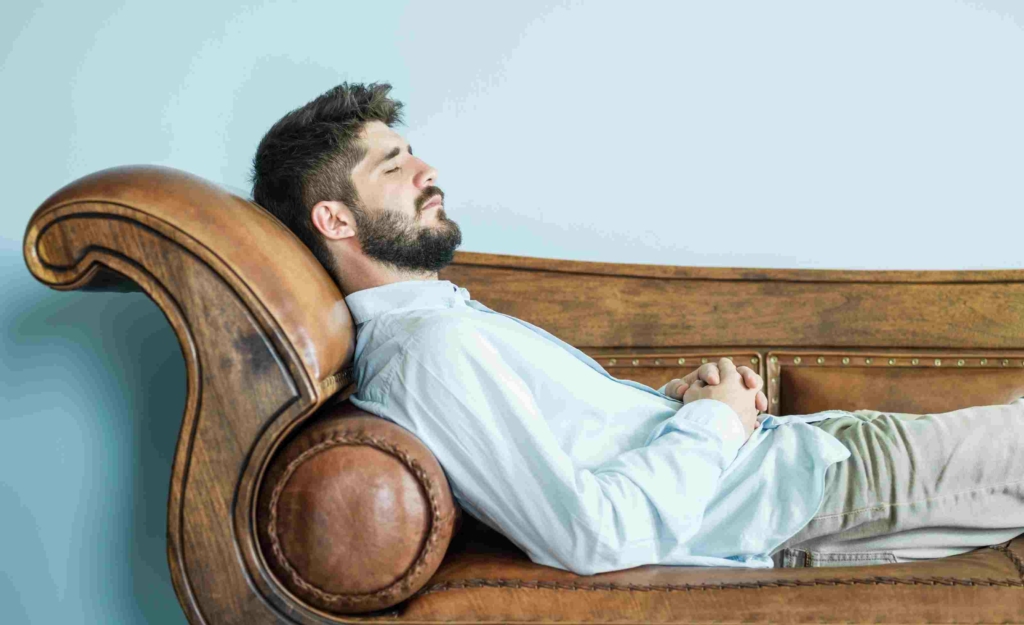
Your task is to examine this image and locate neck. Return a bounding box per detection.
[339,259,439,295]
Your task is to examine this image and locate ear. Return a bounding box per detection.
[311,200,356,241]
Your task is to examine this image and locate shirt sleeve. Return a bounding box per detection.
[380,319,747,575]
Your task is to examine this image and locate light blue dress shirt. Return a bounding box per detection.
[346,279,852,575]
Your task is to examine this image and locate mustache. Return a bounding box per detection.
[419,189,444,210]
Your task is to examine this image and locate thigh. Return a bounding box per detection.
[773,401,1024,564]
[849,408,924,420]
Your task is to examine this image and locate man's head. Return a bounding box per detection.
[250,82,462,293]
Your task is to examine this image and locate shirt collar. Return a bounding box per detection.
[344,279,471,325]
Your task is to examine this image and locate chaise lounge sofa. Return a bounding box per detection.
[23,165,1024,624]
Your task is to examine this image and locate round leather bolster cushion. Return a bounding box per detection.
[255,400,462,615]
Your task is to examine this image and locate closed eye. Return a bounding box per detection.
[385,167,400,174]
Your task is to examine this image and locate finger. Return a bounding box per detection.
[737,366,756,389]
[698,363,720,385]
[717,357,738,380]
[682,380,703,403]
[745,364,761,389]
[682,363,719,386]
[737,366,764,391]
[680,368,702,386]
[756,390,768,412]
[671,379,689,397]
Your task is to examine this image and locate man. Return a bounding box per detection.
[251,82,1024,574]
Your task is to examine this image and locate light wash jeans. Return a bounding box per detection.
[770,398,1024,568]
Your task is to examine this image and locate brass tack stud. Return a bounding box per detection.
[631,359,640,366]
[772,397,778,404]
[751,357,759,365]
[654,359,661,365]
[816,357,825,364]
[1003,359,1010,366]
[980,358,988,365]
[793,356,802,364]
[701,358,708,364]
[934,359,942,366]
[911,358,919,365]
[678,358,686,365]
[888,358,896,365]
[842,357,850,365]
[609,358,617,365]
[865,358,873,365]
[770,356,778,363]
[957,359,965,367]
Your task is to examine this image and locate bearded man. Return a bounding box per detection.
[250,81,1024,574]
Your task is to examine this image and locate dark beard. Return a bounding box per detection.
[350,202,463,273]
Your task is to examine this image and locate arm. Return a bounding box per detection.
[382,320,746,575]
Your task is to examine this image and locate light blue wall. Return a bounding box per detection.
[2,1,1022,622]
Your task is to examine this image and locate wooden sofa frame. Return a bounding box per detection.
[23,165,1024,624]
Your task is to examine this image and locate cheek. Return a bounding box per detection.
[383,190,417,213]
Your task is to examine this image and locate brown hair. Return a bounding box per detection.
[250,82,405,286]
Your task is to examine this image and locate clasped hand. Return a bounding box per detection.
[662,358,766,439]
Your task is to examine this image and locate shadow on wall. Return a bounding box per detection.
[1,245,187,624]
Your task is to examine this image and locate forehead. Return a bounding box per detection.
[358,121,405,157]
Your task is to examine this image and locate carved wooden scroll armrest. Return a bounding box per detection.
[22,165,451,624]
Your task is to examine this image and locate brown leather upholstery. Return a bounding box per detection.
[256,401,461,614]
[24,166,1024,623]
[399,517,1024,623]
[769,350,1024,416]
[26,165,354,387]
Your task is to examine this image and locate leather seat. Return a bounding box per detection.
[24,165,1024,624]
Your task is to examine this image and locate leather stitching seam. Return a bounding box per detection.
[990,540,1024,583]
[413,574,1024,597]
[266,432,451,608]
[317,370,349,397]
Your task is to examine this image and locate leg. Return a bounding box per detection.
[771,398,1024,568]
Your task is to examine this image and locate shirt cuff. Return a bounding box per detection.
[675,398,746,455]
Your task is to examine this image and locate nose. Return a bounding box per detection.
[414,158,438,190]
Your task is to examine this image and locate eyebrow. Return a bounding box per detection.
[375,144,413,169]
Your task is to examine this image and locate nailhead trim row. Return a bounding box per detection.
[772,356,1024,367]
[599,354,760,367]
[595,354,1024,369]
[765,352,1024,415]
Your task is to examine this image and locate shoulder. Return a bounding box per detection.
[404,310,489,354]
[353,309,492,402]
[367,305,480,341]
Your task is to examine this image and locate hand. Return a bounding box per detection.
[662,358,768,424]
[679,358,762,442]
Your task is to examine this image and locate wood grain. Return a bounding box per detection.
[23,167,1024,624]
[440,258,1024,349]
